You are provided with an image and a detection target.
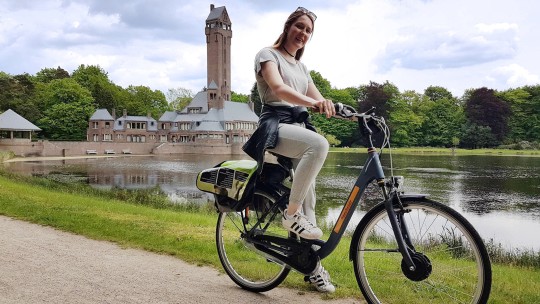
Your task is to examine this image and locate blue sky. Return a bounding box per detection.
[1,0,539,97]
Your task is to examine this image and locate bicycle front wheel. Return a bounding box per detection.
[352,198,491,304]
[216,191,290,292]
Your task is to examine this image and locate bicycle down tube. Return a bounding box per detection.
[318,146,384,259]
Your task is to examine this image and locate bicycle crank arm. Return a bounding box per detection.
[249,235,319,275]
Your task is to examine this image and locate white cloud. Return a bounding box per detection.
[375,23,518,72]
[490,64,540,87]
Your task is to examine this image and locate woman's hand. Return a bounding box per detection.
[312,99,335,118]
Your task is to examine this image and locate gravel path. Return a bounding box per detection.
[0,216,362,304]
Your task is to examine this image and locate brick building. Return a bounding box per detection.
[86,4,258,153]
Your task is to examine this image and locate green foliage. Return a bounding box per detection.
[388,90,426,146]
[35,67,70,83]
[310,70,332,96]
[418,98,464,147]
[250,82,262,115]
[311,114,359,147]
[500,86,540,143]
[34,78,95,140]
[38,102,95,140]
[1,64,539,148]
[231,91,249,103]
[125,85,168,118]
[460,122,496,148]
[167,87,193,111]
[72,64,121,111]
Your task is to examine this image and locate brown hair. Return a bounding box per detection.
[273,9,316,60]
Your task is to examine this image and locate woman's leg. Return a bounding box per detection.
[267,123,328,216]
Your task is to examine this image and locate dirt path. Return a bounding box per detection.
[0,216,362,304]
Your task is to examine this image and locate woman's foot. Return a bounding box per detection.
[282,209,323,240]
[306,264,335,293]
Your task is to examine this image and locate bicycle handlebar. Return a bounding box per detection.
[333,103,385,138]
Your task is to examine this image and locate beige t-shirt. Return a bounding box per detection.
[254,47,313,107]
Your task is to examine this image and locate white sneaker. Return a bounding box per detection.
[282,210,323,240]
[307,264,335,293]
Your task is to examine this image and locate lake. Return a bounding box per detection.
[3,152,539,251]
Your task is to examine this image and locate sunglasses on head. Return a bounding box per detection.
[296,7,317,21]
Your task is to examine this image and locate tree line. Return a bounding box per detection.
[1,65,539,149]
[247,71,540,149]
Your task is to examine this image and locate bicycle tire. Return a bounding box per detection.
[216,190,291,292]
[351,198,492,304]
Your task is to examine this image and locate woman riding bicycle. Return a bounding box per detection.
[242,6,336,293]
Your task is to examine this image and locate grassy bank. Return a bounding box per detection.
[330,146,540,157]
[0,172,539,303]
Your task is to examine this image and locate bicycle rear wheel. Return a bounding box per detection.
[216,191,290,292]
[352,198,491,304]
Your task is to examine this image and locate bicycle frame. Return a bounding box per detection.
[316,146,418,271]
[244,108,419,272]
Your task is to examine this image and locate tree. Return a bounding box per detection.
[424,86,455,102]
[357,81,399,120]
[34,67,70,83]
[460,122,496,148]
[35,78,95,140]
[231,91,249,103]
[167,87,193,111]
[38,102,95,140]
[72,64,121,111]
[0,73,41,123]
[310,71,332,97]
[419,98,464,147]
[464,87,511,145]
[250,82,262,115]
[500,86,540,143]
[125,85,168,118]
[389,90,426,146]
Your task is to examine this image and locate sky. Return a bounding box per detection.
[1,0,539,98]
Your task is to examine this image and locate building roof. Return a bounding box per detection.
[180,91,209,114]
[194,108,225,131]
[0,109,41,131]
[222,101,258,122]
[206,5,228,22]
[159,111,178,122]
[89,109,114,121]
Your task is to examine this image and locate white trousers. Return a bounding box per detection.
[267,123,329,223]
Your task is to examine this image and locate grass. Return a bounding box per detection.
[0,171,539,303]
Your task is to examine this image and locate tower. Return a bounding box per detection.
[205,4,232,109]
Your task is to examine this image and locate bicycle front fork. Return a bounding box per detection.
[379,179,417,271]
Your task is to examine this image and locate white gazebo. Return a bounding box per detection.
[0,109,41,142]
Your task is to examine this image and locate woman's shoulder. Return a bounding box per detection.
[255,47,281,63]
[257,46,279,56]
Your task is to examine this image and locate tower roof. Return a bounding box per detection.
[206,5,230,24]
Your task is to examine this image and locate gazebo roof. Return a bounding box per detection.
[0,109,41,131]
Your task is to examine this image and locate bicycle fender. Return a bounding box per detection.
[348,193,430,261]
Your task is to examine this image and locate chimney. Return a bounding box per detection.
[123,109,127,117]
[112,108,116,120]
[210,4,214,10]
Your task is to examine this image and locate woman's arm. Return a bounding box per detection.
[306,82,335,118]
[260,61,335,117]
[260,61,316,107]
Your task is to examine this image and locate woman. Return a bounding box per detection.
[242,7,336,293]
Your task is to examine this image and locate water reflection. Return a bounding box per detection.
[3,152,540,250]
